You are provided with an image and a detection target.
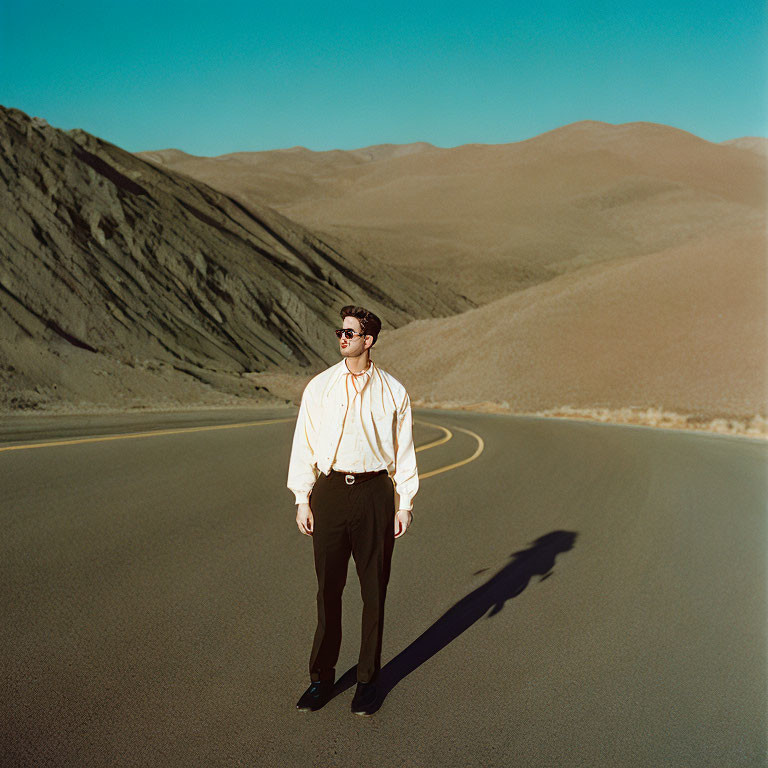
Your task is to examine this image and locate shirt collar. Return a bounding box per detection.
[335,358,374,394]
[343,358,372,376]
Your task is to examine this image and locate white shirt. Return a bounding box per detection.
[332,366,373,472]
[287,357,419,510]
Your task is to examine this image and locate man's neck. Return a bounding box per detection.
[344,354,371,374]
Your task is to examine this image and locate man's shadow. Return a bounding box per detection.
[338,529,577,712]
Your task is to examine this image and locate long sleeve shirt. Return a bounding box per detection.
[287,357,419,510]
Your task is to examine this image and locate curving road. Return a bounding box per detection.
[1,408,765,767]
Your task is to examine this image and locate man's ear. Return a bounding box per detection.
[365,335,373,350]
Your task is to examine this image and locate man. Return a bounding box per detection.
[287,304,419,716]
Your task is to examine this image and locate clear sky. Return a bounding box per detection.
[1,0,766,155]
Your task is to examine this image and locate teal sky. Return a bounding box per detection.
[1,1,766,155]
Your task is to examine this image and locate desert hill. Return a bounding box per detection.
[0,106,470,412]
[139,121,767,306]
[721,137,768,157]
[247,223,766,435]
[3,108,765,435]
[371,227,766,429]
[155,120,765,435]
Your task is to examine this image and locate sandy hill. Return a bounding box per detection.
[155,121,765,435]
[139,121,767,306]
[721,137,768,157]
[370,227,766,431]
[3,109,765,435]
[0,106,470,413]
[248,223,766,435]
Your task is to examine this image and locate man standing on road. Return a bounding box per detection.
[287,305,419,716]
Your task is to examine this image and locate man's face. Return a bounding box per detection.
[339,316,369,357]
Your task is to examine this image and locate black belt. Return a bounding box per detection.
[330,468,388,486]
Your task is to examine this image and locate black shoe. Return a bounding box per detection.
[351,681,379,716]
[296,680,335,712]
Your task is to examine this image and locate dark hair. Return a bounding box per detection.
[340,305,382,346]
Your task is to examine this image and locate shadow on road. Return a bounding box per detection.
[338,529,577,711]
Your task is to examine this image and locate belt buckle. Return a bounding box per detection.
[345,474,355,485]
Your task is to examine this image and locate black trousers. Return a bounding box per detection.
[308,469,396,684]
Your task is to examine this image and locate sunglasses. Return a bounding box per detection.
[335,328,366,339]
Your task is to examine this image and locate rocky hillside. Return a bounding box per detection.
[0,106,472,412]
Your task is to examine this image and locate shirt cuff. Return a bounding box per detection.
[397,495,413,511]
[293,491,310,505]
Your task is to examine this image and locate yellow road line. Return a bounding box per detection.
[414,420,452,452]
[418,425,485,479]
[0,416,481,479]
[1,415,453,454]
[0,417,296,453]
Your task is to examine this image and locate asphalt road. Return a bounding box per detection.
[1,408,765,767]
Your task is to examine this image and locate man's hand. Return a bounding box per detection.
[394,508,412,539]
[296,503,313,536]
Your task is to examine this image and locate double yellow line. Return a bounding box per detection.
[0,415,485,478]
[414,419,485,478]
